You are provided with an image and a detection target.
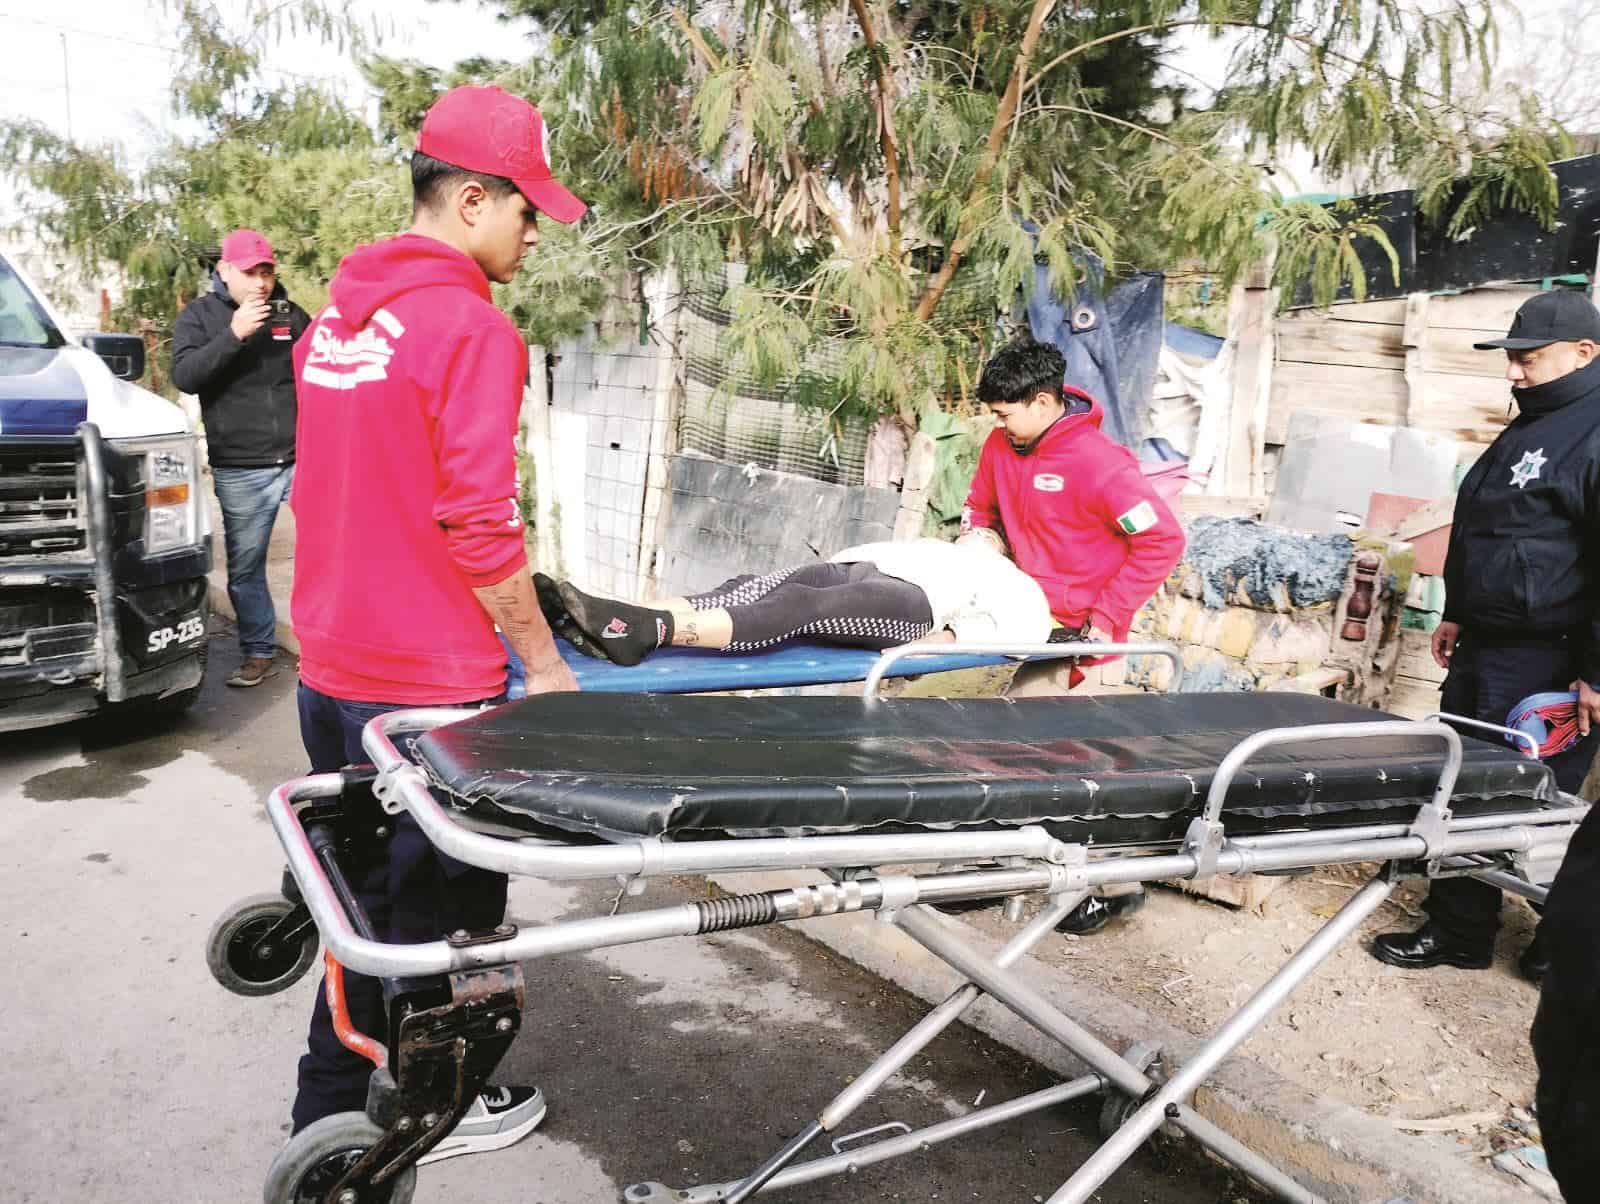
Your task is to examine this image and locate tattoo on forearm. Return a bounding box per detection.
[682,620,700,646]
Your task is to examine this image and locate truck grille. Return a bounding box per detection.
[0,445,85,558]
[0,589,97,670]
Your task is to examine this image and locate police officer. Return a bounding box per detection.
[1371,290,1600,981]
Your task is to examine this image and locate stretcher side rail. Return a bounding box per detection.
[1425,710,1540,759]
[862,640,1185,699]
[1191,720,1461,877]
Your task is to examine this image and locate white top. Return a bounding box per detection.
[831,538,1054,644]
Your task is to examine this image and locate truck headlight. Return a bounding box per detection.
[111,435,202,554]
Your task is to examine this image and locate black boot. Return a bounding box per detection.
[1370,923,1492,970]
[1518,932,1548,984]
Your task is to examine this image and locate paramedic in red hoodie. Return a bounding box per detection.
[285,85,583,1161]
[962,335,1185,933]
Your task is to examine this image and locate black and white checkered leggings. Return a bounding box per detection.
[686,562,934,653]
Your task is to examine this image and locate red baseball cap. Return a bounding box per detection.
[416,85,587,225]
[220,228,275,270]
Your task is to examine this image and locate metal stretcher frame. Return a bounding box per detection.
[254,640,1588,1204]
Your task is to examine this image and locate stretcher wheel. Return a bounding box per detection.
[207,893,319,997]
[1099,1041,1166,1139]
[263,1113,415,1204]
[1098,1092,1141,1139]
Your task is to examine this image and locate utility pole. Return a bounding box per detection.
[60,33,74,141]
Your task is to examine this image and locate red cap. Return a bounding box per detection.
[220,228,275,270]
[416,85,587,225]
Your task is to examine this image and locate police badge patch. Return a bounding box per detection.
[1509,448,1546,489]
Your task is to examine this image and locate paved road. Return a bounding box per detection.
[0,627,1255,1203]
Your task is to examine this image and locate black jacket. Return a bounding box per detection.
[171,272,309,467]
[1442,356,1600,678]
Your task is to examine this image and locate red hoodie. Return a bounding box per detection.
[290,234,529,703]
[962,393,1185,638]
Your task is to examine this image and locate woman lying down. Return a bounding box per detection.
[535,528,1058,667]
[534,533,1138,938]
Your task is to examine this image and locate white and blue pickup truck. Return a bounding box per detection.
[0,250,211,731]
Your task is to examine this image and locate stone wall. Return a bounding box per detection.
[1122,518,1415,706]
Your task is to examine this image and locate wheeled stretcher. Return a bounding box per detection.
[213,642,1585,1204]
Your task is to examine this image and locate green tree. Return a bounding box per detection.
[2,0,1573,429]
[463,0,1570,424]
[0,1,605,390]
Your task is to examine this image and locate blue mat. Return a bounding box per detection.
[507,641,1015,696]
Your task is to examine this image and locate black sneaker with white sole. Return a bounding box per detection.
[1055,891,1147,936]
[417,1085,547,1165]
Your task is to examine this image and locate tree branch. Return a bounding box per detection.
[669,6,723,71]
[848,0,902,244]
[1024,15,1517,134]
[913,0,1058,322]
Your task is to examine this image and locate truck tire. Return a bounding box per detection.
[96,640,207,731]
[152,638,209,718]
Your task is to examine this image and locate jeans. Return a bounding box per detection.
[291,683,508,1132]
[212,464,293,658]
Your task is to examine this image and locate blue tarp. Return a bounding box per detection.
[1023,256,1165,453]
[1164,322,1224,360]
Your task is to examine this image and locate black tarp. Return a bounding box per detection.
[1291,154,1600,306]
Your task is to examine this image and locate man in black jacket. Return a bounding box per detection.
[1372,289,1600,983]
[172,229,309,687]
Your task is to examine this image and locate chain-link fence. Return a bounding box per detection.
[529,266,933,603]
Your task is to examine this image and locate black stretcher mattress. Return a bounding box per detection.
[413,692,1557,846]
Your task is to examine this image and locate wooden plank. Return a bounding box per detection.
[1387,677,1444,720]
[1416,372,1513,444]
[1225,274,1277,495]
[1307,298,1409,325]
[1402,293,1429,427]
[524,353,558,577]
[1423,327,1515,377]
[1276,319,1404,370]
[1427,288,1538,331]
[1397,629,1447,685]
[1266,361,1407,444]
[1169,872,1287,912]
[637,272,683,597]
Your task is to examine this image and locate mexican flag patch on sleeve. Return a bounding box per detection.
[1116,501,1158,534]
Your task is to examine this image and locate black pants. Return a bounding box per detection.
[688,562,934,653]
[1423,636,1597,953]
[1532,802,1600,1199]
[290,683,509,1133]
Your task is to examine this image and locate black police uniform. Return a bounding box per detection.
[1424,354,1600,952]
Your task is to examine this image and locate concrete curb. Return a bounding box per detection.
[708,870,1529,1204]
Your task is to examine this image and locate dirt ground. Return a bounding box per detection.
[960,866,1545,1165]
